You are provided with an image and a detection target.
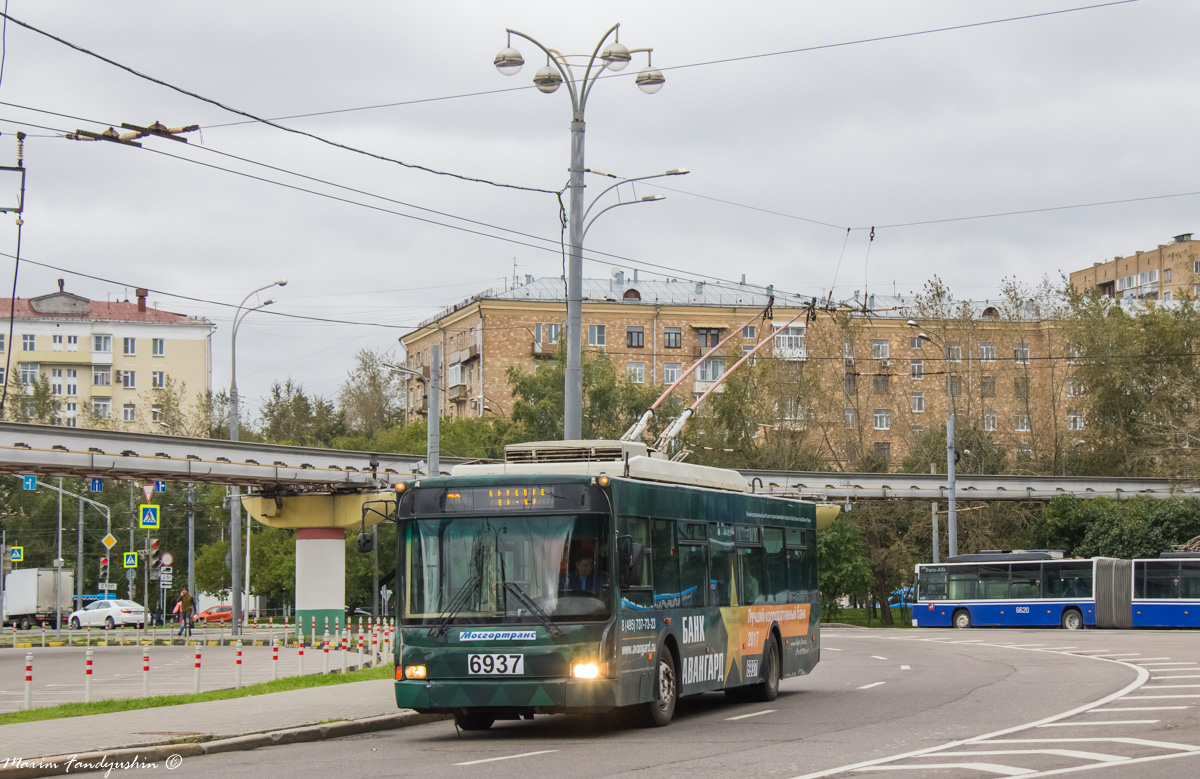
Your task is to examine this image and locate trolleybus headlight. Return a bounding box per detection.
[572,662,601,679]
[404,665,427,680]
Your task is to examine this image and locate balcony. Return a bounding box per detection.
[447,383,467,401]
[532,341,558,360]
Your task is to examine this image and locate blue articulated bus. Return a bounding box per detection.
[914,552,1200,630]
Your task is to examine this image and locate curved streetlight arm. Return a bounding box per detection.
[582,169,685,224]
[582,197,663,241]
[576,24,622,113]
[508,28,585,118]
[230,300,273,394]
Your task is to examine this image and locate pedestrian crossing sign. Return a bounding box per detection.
[123,552,137,568]
[10,546,22,562]
[139,504,160,529]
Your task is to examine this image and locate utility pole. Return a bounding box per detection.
[187,483,196,599]
[128,486,135,600]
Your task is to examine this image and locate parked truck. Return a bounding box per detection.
[1,568,74,630]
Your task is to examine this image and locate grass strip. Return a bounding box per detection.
[825,607,915,628]
[0,663,394,725]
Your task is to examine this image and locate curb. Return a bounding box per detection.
[0,711,449,778]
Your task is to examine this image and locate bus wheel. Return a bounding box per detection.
[1061,608,1083,630]
[952,609,972,629]
[454,712,495,731]
[750,637,781,703]
[640,650,678,727]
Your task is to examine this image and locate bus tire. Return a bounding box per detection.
[952,609,972,629]
[1060,608,1083,631]
[639,649,678,727]
[454,712,495,731]
[749,636,781,703]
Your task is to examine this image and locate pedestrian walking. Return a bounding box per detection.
[176,588,195,637]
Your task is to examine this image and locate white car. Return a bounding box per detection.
[68,599,147,629]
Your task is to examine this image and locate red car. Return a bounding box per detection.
[195,605,233,623]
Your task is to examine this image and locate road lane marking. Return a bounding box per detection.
[726,709,777,721]
[1037,720,1159,727]
[859,762,1033,775]
[1152,674,1200,679]
[1125,694,1200,699]
[939,749,1127,762]
[900,665,911,670]
[859,682,886,690]
[988,737,1200,750]
[454,750,558,766]
[1127,658,1174,663]
[871,656,888,660]
[1145,684,1200,689]
[1093,706,1189,711]
[824,647,842,651]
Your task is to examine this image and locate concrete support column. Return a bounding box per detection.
[295,527,345,631]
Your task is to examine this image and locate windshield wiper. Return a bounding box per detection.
[502,581,564,637]
[429,573,480,638]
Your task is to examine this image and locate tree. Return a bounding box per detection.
[249,526,296,608]
[260,379,345,446]
[817,516,872,621]
[901,423,1007,475]
[194,539,232,600]
[339,349,403,438]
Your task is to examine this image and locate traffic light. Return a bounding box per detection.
[99,555,109,579]
[148,538,161,570]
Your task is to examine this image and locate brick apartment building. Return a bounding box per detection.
[401,274,1074,469]
[1069,233,1200,301]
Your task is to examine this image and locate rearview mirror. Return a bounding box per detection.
[356,533,374,553]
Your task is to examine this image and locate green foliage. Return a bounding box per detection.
[901,423,1007,475]
[1032,495,1200,559]
[338,349,403,437]
[260,379,345,446]
[194,539,231,600]
[249,526,296,606]
[817,517,872,620]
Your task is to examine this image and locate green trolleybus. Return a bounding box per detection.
[392,439,823,729]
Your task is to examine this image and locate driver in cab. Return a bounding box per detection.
[562,552,608,596]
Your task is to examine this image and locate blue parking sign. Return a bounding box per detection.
[22,475,36,490]
[154,480,167,493]
[90,478,103,492]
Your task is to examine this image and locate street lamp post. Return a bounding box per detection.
[229,279,286,634]
[495,24,665,440]
[386,357,439,477]
[910,321,958,559]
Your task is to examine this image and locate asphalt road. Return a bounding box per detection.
[149,627,1200,779]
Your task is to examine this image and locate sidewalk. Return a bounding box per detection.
[0,679,446,778]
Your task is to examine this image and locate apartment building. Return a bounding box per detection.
[0,284,213,428]
[1069,233,1200,301]
[401,275,1072,469]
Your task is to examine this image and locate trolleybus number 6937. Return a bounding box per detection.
[468,654,525,675]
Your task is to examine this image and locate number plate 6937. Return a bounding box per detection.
[467,653,524,675]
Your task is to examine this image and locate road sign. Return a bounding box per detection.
[159,576,173,588]
[126,569,136,582]
[102,533,117,549]
[160,564,173,573]
[123,551,137,568]
[161,553,174,567]
[142,484,155,502]
[89,478,103,492]
[10,546,23,562]
[22,475,36,490]
[154,480,167,493]
[139,504,160,529]
[97,582,117,591]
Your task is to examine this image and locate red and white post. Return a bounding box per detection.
[272,639,279,681]
[193,648,202,694]
[298,637,305,676]
[142,648,150,697]
[235,640,243,689]
[24,653,33,710]
[84,648,94,703]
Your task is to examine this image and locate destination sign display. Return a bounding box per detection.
[408,484,592,515]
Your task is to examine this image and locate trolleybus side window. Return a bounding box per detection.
[1181,560,1200,599]
[978,565,1009,599]
[736,526,766,605]
[763,527,788,603]
[1143,560,1180,599]
[948,565,978,600]
[785,527,812,598]
[651,519,682,608]
[1043,561,1093,598]
[677,522,709,609]
[1010,564,1041,599]
[918,568,948,600]
[710,523,734,606]
[617,516,653,609]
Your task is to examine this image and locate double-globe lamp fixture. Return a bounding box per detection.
[494,28,665,96]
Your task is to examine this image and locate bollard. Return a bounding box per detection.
[324,616,329,637]
[193,648,202,695]
[235,640,243,689]
[24,653,33,710]
[85,648,93,703]
[358,632,365,667]
[323,640,330,675]
[335,617,340,638]
[298,638,305,676]
[142,648,150,697]
[341,632,348,674]
[272,640,279,681]
[41,622,46,648]
[86,625,91,647]
[310,616,315,647]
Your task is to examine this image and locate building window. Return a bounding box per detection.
[51,369,62,395]
[742,325,756,339]
[872,339,889,360]
[92,398,111,419]
[911,425,925,438]
[980,342,996,362]
[123,403,136,422]
[984,410,997,431]
[873,408,891,430]
[93,367,111,386]
[627,326,644,348]
[843,341,855,363]
[1014,376,1030,398]
[22,334,34,351]
[1015,413,1031,432]
[152,371,166,389]
[533,323,542,345]
[697,357,725,382]
[66,335,78,352]
[698,328,721,348]
[948,342,962,362]
[0,333,4,351]
[545,323,561,344]
[1165,290,1174,301]
[1066,344,1080,364]
[152,405,163,422]
[981,376,996,398]
[1067,409,1084,431]
[663,327,681,349]
[447,362,462,387]
[587,325,606,347]
[0,367,6,384]
[664,362,682,384]
[94,335,111,353]
[18,363,38,385]
[873,374,889,394]
[910,335,923,350]
[1164,268,1172,282]
[627,362,645,383]
[782,397,805,421]
[742,344,756,365]
[1067,379,1083,397]
[122,370,136,389]
[1013,342,1030,364]
[152,338,164,356]
[773,325,806,359]
[844,373,857,395]
[911,359,924,380]
[911,391,924,413]
[1017,443,1033,461]
[949,375,962,396]
[66,369,77,396]
[123,337,136,356]
[52,335,63,351]
[844,407,856,428]
[874,441,891,461]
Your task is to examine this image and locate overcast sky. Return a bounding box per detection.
[0,0,1193,425]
